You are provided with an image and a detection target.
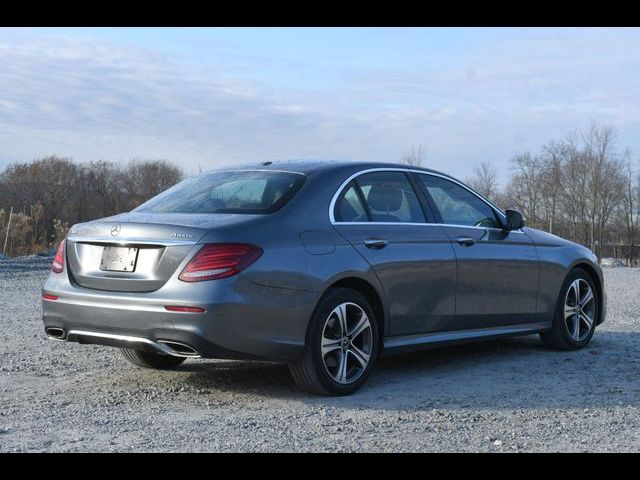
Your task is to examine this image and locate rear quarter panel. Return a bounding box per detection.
[194,167,388,342]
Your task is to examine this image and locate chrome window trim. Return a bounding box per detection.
[332,221,521,233]
[329,167,524,234]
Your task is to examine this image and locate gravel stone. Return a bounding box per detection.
[1,264,639,452]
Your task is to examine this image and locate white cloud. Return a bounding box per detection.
[0,27,639,181]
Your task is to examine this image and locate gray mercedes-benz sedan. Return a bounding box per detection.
[42,160,606,395]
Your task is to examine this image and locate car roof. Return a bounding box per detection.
[215,159,451,177]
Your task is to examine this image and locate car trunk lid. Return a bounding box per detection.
[65,213,237,292]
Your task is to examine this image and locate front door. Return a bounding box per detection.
[415,172,540,330]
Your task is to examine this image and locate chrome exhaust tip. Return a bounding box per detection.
[157,340,199,357]
[45,327,67,341]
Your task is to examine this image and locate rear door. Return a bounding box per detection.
[331,170,457,336]
[414,173,540,329]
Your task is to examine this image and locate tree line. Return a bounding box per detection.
[2,124,638,264]
[0,157,183,256]
[462,124,638,265]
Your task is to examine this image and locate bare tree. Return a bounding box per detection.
[30,202,45,248]
[0,156,80,246]
[509,152,544,229]
[120,159,183,210]
[500,124,631,261]
[539,140,566,233]
[582,124,613,253]
[619,152,638,265]
[467,161,499,200]
[0,157,183,256]
[401,145,426,167]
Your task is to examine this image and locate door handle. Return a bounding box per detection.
[456,236,476,246]
[364,238,388,249]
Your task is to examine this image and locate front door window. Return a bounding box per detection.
[417,174,501,228]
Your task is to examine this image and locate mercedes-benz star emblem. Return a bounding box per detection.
[111,223,121,236]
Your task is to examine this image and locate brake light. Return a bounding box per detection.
[179,243,263,282]
[51,240,66,273]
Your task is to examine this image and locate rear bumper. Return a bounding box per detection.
[42,272,316,361]
[43,317,264,359]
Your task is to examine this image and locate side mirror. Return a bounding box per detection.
[504,209,525,230]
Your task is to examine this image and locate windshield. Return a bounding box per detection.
[134,170,306,214]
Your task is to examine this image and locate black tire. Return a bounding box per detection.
[540,267,599,350]
[120,348,187,370]
[288,287,379,396]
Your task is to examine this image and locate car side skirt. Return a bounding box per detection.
[381,321,552,356]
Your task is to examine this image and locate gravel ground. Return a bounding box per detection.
[1,263,639,452]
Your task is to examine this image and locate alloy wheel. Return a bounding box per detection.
[563,278,595,342]
[321,302,373,384]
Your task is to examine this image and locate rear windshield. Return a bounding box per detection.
[134,170,306,214]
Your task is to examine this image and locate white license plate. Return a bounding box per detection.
[100,246,139,272]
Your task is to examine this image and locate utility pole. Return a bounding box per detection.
[3,206,13,256]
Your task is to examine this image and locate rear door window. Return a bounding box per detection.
[334,182,368,222]
[355,172,425,223]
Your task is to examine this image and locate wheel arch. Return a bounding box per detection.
[320,276,388,347]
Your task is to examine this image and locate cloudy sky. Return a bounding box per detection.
[1,27,639,179]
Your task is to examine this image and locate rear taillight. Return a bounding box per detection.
[179,243,263,282]
[51,240,66,273]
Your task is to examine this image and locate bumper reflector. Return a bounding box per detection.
[164,305,206,313]
[42,294,59,301]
